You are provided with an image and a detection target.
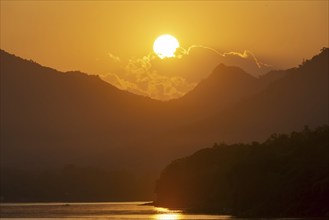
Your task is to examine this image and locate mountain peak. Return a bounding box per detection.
[209,63,256,82]
[176,63,259,115]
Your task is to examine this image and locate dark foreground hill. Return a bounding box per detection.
[154,126,329,218]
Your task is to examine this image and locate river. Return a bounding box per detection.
[0,202,233,219]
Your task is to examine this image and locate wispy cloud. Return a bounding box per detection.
[178,45,272,68]
[101,45,273,100]
[108,52,121,63]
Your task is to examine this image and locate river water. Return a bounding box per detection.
[0,202,232,219]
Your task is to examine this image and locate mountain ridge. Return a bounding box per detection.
[1,48,328,171]
[0,47,328,202]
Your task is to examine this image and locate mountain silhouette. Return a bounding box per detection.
[169,64,260,119]
[0,50,167,169]
[0,48,328,201]
[171,48,328,144]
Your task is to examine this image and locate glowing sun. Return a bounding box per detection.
[153,34,180,59]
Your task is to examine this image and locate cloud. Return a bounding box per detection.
[178,45,272,69]
[102,68,196,100]
[108,52,121,63]
[101,45,273,100]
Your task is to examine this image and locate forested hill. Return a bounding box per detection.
[154,126,329,218]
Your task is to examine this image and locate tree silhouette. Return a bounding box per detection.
[155,125,329,217]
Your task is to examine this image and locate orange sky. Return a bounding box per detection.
[1,1,328,100]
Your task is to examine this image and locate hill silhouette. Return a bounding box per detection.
[168,64,259,118]
[0,50,169,170]
[171,48,328,144]
[154,126,329,217]
[0,48,328,201]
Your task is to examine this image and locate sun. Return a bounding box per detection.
[153,34,180,59]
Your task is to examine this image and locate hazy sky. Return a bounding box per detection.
[1,1,328,99]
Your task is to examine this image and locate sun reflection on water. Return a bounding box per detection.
[153,206,182,220]
[154,207,170,213]
[154,213,181,220]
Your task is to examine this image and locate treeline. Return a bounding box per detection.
[154,126,329,217]
[0,165,156,202]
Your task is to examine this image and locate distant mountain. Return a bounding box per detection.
[165,62,289,127]
[1,48,328,168]
[169,64,259,118]
[0,50,167,170]
[172,48,328,144]
[0,48,328,201]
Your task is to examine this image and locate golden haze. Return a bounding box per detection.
[0,1,328,100]
[1,1,327,73]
